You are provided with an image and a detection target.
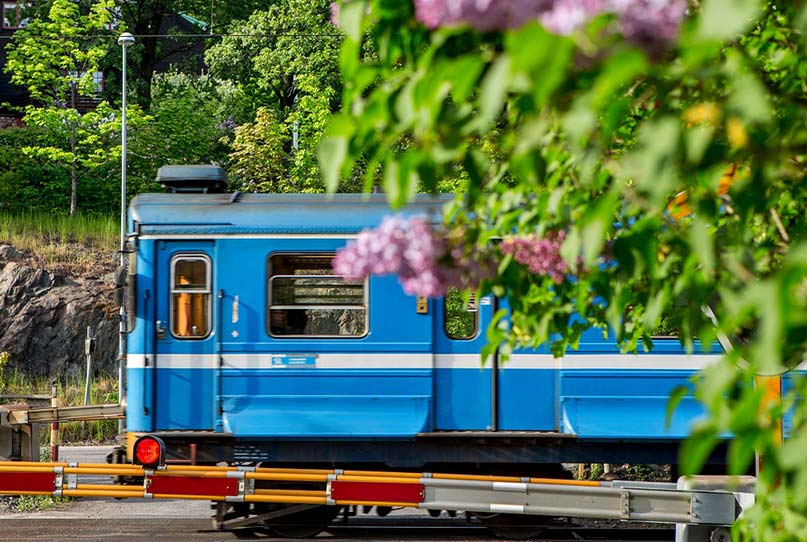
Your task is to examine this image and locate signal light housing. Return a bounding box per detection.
[133,435,166,468]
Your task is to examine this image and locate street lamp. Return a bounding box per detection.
[118,32,134,264]
[117,32,134,433]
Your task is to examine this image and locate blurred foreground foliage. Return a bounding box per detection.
[322,2,807,540]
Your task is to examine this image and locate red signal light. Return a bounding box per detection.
[133,435,166,467]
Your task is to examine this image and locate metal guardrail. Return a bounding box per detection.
[5,404,125,425]
[0,461,748,527]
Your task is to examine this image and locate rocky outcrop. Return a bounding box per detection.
[0,245,118,378]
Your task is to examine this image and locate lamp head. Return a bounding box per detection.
[118,32,135,47]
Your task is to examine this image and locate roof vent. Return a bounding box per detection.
[157,165,228,193]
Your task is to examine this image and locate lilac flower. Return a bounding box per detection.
[614,0,687,45]
[218,115,236,132]
[412,0,687,47]
[415,0,553,32]
[500,232,568,284]
[330,2,340,26]
[540,0,602,35]
[333,215,493,297]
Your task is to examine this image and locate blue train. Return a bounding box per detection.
[123,168,723,463]
[119,166,793,534]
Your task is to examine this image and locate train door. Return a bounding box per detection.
[215,242,435,438]
[433,291,495,430]
[153,241,217,430]
[434,293,556,431]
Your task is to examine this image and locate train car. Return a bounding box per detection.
[120,166,748,535]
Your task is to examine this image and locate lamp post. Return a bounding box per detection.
[118,32,134,263]
[117,32,135,434]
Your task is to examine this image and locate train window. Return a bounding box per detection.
[444,288,478,340]
[268,254,367,337]
[170,255,211,338]
[651,317,679,340]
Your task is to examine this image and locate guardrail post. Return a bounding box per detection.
[675,475,755,542]
[83,326,95,438]
[49,383,59,461]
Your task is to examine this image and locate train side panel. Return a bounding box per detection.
[124,194,796,468]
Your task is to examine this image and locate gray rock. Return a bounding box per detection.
[0,245,23,261]
[0,259,117,378]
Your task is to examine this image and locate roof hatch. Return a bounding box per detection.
[157,164,228,193]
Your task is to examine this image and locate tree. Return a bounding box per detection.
[111,0,267,109]
[226,76,343,193]
[205,0,342,117]
[205,0,345,193]
[227,107,288,192]
[4,0,118,216]
[323,1,807,540]
[126,71,233,194]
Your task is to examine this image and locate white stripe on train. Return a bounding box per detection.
[126,353,741,371]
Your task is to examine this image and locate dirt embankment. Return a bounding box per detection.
[0,244,118,378]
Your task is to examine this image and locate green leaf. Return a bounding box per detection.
[697,0,762,41]
[474,55,511,132]
[643,286,668,331]
[506,22,571,106]
[728,70,772,124]
[338,0,365,42]
[590,48,648,111]
[665,384,690,430]
[580,190,618,266]
[779,429,807,470]
[680,425,719,475]
[446,56,485,103]
[318,135,348,193]
[560,227,582,271]
[689,218,715,278]
[685,125,715,165]
[745,281,784,374]
[727,435,756,475]
[620,116,681,204]
[563,102,597,146]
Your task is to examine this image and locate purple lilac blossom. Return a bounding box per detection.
[614,0,687,45]
[413,0,686,46]
[499,232,568,284]
[332,215,492,297]
[218,115,236,132]
[330,2,340,26]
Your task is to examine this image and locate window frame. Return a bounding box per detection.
[442,289,480,341]
[169,253,212,340]
[266,252,369,339]
[2,2,28,29]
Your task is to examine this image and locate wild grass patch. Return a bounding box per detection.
[0,211,118,275]
[0,361,120,445]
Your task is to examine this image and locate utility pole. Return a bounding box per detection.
[117,32,135,436]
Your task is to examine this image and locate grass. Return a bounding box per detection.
[0,212,121,445]
[0,362,120,445]
[5,495,72,512]
[0,211,118,275]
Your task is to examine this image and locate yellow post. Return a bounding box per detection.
[755,374,783,475]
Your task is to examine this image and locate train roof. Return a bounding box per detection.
[129,193,455,235]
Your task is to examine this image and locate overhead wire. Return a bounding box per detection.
[0,32,342,40]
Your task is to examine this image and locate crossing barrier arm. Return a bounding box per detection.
[0,461,752,542]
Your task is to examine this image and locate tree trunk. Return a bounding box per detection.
[131,1,170,109]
